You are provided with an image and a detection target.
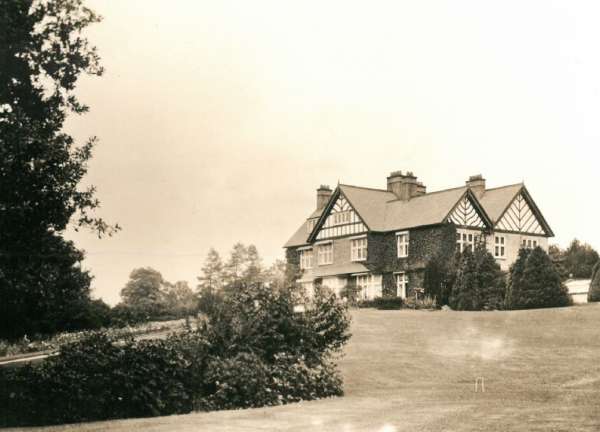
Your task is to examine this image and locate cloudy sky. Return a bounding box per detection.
[65,0,600,304]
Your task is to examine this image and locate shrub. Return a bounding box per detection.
[508,247,571,309]
[587,261,600,302]
[0,283,351,427]
[404,294,438,310]
[372,297,404,310]
[450,245,506,311]
[0,333,194,426]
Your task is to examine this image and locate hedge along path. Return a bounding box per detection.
[0,328,178,369]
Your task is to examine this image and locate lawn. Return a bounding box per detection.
[10,304,600,432]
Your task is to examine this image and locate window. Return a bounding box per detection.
[395,272,408,299]
[351,237,368,261]
[306,219,316,233]
[355,273,381,300]
[396,231,409,258]
[299,249,313,269]
[317,242,333,265]
[522,238,539,249]
[333,211,351,226]
[456,229,479,253]
[494,236,506,258]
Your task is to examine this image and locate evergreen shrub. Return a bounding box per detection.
[508,247,571,309]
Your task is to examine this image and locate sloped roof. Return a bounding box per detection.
[383,186,469,231]
[284,180,548,248]
[478,183,523,222]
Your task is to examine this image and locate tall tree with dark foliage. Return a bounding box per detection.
[0,0,117,338]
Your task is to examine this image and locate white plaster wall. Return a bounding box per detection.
[486,232,548,271]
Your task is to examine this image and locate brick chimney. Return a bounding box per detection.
[387,171,425,200]
[316,185,332,210]
[466,174,486,197]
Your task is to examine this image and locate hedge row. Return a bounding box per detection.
[0,285,351,427]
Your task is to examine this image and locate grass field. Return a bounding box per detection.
[11,304,600,432]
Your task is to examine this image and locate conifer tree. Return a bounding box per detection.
[509,247,570,309]
[197,248,224,293]
[449,250,478,310]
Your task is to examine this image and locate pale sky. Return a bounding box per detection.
[65,0,600,305]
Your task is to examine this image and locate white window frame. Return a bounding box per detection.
[317,242,333,265]
[395,272,408,299]
[299,248,313,269]
[333,211,351,226]
[350,236,368,261]
[521,237,539,249]
[494,235,506,259]
[353,273,381,300]
[456,229,478,253]
[396,231,409,258]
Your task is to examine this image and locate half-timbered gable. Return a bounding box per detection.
[311,193,367,241]
[446,192,488,229]
[495,189,552,236]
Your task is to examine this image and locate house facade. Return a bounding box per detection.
[284,171,554,300]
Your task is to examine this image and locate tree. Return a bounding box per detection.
[223,243,249,286]
[264,259,287,291]
[222,243,265,290]
[508,247,570,309]
[449,250,478,310]
[244,245,264,284]
[162,281,197,317]
[562,239,599,279]
[474,246,506,310]
[423,254,455,305]
[119,268,166,320]
[0,0,117,338]
[449,244,505,311]
[588,261,600,302]
[197,248,224,293]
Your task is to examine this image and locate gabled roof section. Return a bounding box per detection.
[338,184,395,230]
[283,208,324,248]
[445,189,493,229]
[477,183,524,222]
[383,186,472,231]
[307,186,370,243]
[491,185,554,236]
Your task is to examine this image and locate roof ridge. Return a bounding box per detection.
[339,183,393,193]
[483,182,524,192]
[386,185,467,203]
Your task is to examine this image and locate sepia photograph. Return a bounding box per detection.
[1,0,599,430]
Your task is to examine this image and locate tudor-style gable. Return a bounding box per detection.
[309,189,367,241]
[495,188,553,236]
[445,191,492,230]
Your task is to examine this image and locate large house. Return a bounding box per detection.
[284,171,553,300]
